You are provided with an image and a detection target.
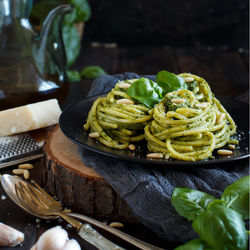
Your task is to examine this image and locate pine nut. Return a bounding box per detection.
[217,149,233,156]
[118,83,131,89]
[126,79,137,84]
[23,170,30,180]
[228,144,235,150]
[146,153,164,159]
[128,144,136,151]
[184,77,194,83]
[216,113,226,124]
[89,132,100,138]
[18,163,34,170]
[195,102,209,108]
[109,222,124,228]
[165,154,170,160]
[117,99,134,105]
[12,169,24,175]
[171,98,186,104]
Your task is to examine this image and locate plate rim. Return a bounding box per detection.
[59,94,250,166]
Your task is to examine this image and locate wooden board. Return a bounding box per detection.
[41,126,137,223]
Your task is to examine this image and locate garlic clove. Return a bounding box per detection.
[62,239,81,250]
[0,222,24,247]
[35,226,69,250]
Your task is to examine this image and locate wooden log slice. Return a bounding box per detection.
[41,126,137,223]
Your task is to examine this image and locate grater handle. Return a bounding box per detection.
[0,154,44,169]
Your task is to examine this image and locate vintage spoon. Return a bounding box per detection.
[1,174,163,250]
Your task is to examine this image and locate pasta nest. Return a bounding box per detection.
[84,79,152,149]
[144,73,237,161]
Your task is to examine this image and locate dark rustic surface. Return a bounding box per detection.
[85,0,249,49]
[0,45,248,249]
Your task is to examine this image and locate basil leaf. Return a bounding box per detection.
[175,238,213,250]
[68,0,91,23]
[221,175,249,220]
[192,202,247,250]
[67,70,81,82]
[62,24,80,67]
[126,78,163,108]
[156,70,187,95]
[81,66,107,79]
[171,188,216,221]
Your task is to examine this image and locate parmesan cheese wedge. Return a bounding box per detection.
[0,99,62,136]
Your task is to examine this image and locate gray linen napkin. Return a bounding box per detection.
[80,73,249,242]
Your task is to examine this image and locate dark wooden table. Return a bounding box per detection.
[0,44,248,250]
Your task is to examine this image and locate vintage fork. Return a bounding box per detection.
[14,180,163,250]
[15,181,124,250]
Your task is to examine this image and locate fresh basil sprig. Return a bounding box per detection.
[172,176,249,250]
[126,71,187,108]
[156,70,187,95]
[193,201,247,250]
[172,188,216,221]
[126,78,164,108]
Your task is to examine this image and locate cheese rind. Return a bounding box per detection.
[0,99,62,136]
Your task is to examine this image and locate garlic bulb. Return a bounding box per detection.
[31,226,81,250]
[0,222,24,247]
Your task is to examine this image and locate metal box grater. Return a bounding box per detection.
[0,134,44,169]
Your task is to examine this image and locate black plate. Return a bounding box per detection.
[59,95,249,166]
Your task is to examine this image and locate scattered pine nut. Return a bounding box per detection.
[18,163,34,170]
[109,222,124,228]
[146,153,164,159]
[171,98,186,104]
[117,99,134,105]
[89,132,100,138]
[195,102,209,108]
[184,77,194,83]
[118,83,131,89]
[217,149,233,156]
[216,113,226,124]
[23,170,30,180]
[128,144,136,151]
[12,169,24,175]
[228,144,235,150]
[126,79,137,84]
[165,154,170,160]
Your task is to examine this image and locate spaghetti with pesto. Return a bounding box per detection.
[145,73,237,161]
[84,73,237,161]
[84,79,152,149]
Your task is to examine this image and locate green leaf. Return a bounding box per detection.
[68,0,91,23]
[62,24,80,67]
[67,70,81,82]
[126,78,164,108]
[81,66,107,79]
[175,238,213,250]
[221,175,249,220]
[192,202,248,250]
[171,188,216,221]
[156,70,187,95]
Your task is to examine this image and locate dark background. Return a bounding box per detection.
[83,0,249,50]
